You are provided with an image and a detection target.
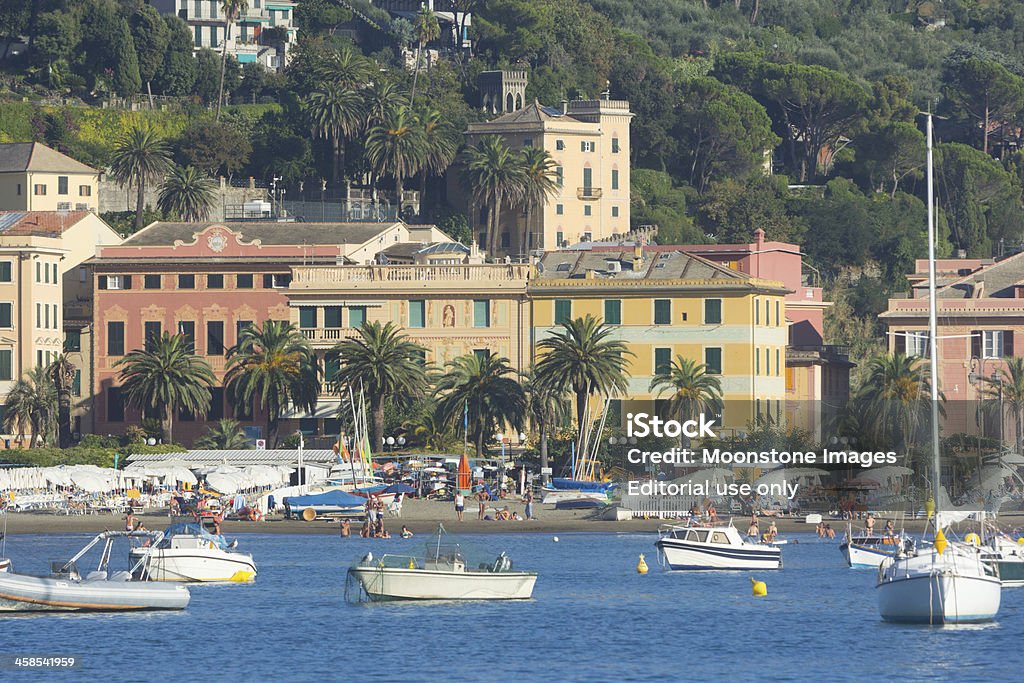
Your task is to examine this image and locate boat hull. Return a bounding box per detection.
[348,566,536,601]
[656,537,781,570]
[876,571,1001,624]
[842,542,898,568]
[130,548,257,583]
[0,571,190,612]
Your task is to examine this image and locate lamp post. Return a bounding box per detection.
[496,432,505,498]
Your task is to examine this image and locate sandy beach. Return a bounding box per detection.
[5,498,1023,537]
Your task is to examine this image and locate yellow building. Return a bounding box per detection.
[0,211,122,445]
[529,249,790,433]
[284,255,531,436]
[463,94,632,256]
[0,143,100,213]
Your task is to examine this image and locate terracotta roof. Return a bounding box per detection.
[476,101,581,126]
[0,210,90,237]
[122,221,407,247]
[0,142,98,174]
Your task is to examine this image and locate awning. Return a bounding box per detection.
[237,53,257,63]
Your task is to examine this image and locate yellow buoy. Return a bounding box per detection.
[751,577,767,597]
[934,528,948,555]
[925,497,935,520]
[964,532,981,546]
[636,553,649,574]
[408,558,416,569]
[1017,537,1024,546]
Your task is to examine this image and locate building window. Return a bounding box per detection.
[34,184,46,195]
[299,307,317,329]
[58,176,68,195]
[556,139,565,150]
[611,169,619,190]
[324,353,340,385]
[581,141,595,152]
[108,321,125,356]
[611,206,619,218]
[0,350,9,381]
[655,347,672,374]
[79,185,92,197]
[51,263,57,284]
[194,25,202,47]
[144,274,161,289]
[555,166,563,187]
[324,306,342,328]
[501,232,510,248]
[554,299,572,325]
[583,167,593,190]
[612,137,620,153]
[584,205,592,217]
[349,306,366,329]
[755,298,760,325]
[44,304,50,329]
[522,138,533,147]
[207,273,224,289]
[473,300,490,328]
[906,331,929,357]
[765,299,770,326]
[35,303,40,328]
[0,303,10,328]
[207,321,225,356]
[765,347,771,376]
[556,231,564,247]
[654,299,671,325]
[208,387,225,421]
[0,261,10,282]
[409,300,425,328]
[704,298,722,325]
[35,262,40,283]
[604,299,621,325]
[474,349,489,362]
[775,300,781,327]
[983,330,1007,359]
[556,204,564,215]
[264,273,291,288]
[775,348,781,376]
[704,347,723,375]
[178,321,195,351]
[107,387,125,422]
[237,274,254,288]
[65,328,81,352]
[145,321,161,351]
[236,320,253,343]
[178,274,195,289]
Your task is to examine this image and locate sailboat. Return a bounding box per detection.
[541,396,617,504]
[874,113,1002,624]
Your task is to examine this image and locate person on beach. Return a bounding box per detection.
[523,489,534,520]
[124,509,135,532]
[340,519,351,538]
[476,487,490,520]
[454,491,465,522]
[497,507,512,521]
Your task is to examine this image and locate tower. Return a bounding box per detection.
[478,70,528,114]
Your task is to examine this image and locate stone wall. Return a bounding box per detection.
[98,177,268,221]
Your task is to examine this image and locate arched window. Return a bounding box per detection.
[506,93,514,111]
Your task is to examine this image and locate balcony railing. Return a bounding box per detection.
[299,327,359,343]
[577,187,602,200]
[291,264,531,287]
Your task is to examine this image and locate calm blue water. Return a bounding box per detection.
[1,531,1020,682]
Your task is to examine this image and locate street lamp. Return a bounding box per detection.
[496,432,505,497]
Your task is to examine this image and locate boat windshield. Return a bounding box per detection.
[159,523,229,550]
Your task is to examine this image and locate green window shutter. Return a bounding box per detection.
[108,322,125,356]
[473,300,490,328]
[299,307,317,329]
[0,303,10,328]
[705,299,722,325]
[604,299,621,325]
[0,261,11,281]
[409,300,425,328]
[0,350,11,381]
[704,347,722,375]
[554,299,572,325]
[72,369,81,396]
[654,299,671,325]
[349,306,366,329]
[324,306,342,328]
[655,347,672,374]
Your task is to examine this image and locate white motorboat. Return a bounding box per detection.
[874,114,1001,624]
[841,526,905,568]
[877,535,1001,624]
[979,534,1024,588]
[0,531,190,612]
[346,526,537,601]
[130,522,257,583]
[656,523,782,570]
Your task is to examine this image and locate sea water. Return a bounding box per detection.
[1,532,1020,681]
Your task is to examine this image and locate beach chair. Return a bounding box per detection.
[387,497,403,517]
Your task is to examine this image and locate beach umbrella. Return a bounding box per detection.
[457,452,471,493]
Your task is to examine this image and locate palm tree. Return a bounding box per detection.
[524,365,571,483]
[410,5,440,105]
[361,80,409,132]
[48,354,76,448]
[3,366,56,448]
[855,352,942,455]
[217,0,249,119]
[305,83,364,184]
[435,351,526,457]
[520,146,559,255]
[535,315,633,451]
[196,418,252,449]
[417,108,457,213]
[315,45,371,88]
[460,135,527,255]
[406,404,457,452]
[158,165,217,221]
[331,321,429,453]
[108,122,172,231]
[116,332,216,443]
[365,106,425,206]
[990,356,1024,457]
[650,356,723,447]
[225,320,320,447]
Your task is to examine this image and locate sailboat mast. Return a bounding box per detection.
[925,112,942,518]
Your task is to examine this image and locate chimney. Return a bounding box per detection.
[561,99,568,115]
[754,227,765,247]
[633,244,643,271]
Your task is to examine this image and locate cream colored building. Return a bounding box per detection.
[0,143,100,213]
[0,211,122,445]
[463,96,633,256]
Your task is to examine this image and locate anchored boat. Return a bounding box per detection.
[130,522,257,583]
[346,525,537,601]
[0,531,190,612]
[656,522,782,570]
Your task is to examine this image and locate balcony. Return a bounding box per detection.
[577,187,602,200]
[290,264,531,289]
[299,327,359,343]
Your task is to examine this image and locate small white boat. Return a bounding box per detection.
[979,534,1024,587]
[347,526,537,601]
[656,523,782,570]
[130,522,256,583]
[0,531,190,612]
[841,528,905,568]
[0,557,11,572]
[540,489,609,505]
